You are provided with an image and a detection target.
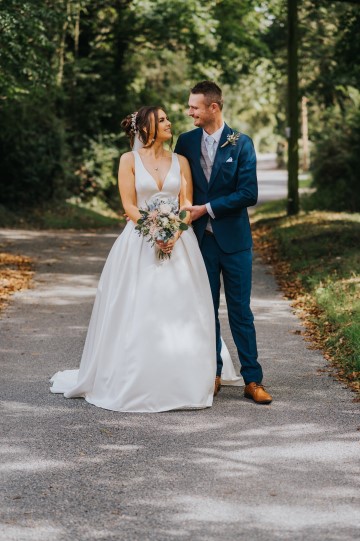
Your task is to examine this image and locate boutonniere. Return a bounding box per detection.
[220,131,241,148]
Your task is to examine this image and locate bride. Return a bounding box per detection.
[50,105,239,413]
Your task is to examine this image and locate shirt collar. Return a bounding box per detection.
[203,123,225,144]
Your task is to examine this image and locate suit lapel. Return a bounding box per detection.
[208,124,233,190]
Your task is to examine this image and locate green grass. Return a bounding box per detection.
[253,198,287,220]
[253,200,360,380]
[299,173,313,189]
[0,200,124,229]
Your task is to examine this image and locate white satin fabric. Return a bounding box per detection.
[51,152,217,412]
[221,339,241,386]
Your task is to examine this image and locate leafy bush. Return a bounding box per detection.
[311,104,360,212]
[0,91,72,209]
[74,136,121,211]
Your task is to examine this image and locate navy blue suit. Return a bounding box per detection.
[175,124,263,384]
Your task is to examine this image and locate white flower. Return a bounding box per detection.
[135,196,188,260]
[159,203,172,215]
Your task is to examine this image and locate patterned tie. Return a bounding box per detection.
[206,135,216,162]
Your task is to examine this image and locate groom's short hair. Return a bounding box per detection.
[191,81,223,110]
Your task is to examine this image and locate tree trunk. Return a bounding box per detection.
[301,96,309,171]
[287,0,299,215]
[57,0,71,87]
[74,2,80,58]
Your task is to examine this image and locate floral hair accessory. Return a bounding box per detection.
[220,131,241,148]
[131,112,138,134]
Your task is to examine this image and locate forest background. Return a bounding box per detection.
[0,0,359,219]
[0,0,359,384]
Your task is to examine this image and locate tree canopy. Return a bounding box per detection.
[0,0,359,211]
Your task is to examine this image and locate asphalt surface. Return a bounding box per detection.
[1,158,359,540]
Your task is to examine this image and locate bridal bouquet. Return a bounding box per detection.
[135,196,188,259]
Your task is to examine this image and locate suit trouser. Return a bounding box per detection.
[200,233,263,385]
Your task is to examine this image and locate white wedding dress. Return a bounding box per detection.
[50,151,240,412]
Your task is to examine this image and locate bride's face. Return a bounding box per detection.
[150,109,172,143]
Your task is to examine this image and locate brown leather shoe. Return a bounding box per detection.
[214,376,222,396]
[244,382,272,404]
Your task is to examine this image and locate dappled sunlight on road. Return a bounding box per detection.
[1,400,78,417]
[1,392,360,540]
[21,274,99,306]
[0,523,64,541]
[170,495,360,531]
[1,218,359,541]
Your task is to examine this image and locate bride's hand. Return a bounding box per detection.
[156,233,180,254]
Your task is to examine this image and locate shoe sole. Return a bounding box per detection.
[244,393,272,404]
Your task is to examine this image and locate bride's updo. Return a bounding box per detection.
[121,106,165,148]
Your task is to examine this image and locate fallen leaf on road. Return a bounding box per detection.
[0,253,33,311]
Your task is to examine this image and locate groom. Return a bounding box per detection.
[175,81,272,404]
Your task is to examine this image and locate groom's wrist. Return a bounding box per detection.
[205,203,215,219]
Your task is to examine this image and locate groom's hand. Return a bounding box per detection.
[182,204,207,222]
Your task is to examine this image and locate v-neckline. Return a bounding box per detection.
[136,151,173,192]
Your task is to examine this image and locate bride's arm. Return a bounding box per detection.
[118,152,142,223]
[178,155,193,225]
[157,155,193,254]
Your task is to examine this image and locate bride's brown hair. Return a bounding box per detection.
[121,106,171,148]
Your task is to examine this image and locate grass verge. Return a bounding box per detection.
[252,199,360,397]
[0,199,123,230]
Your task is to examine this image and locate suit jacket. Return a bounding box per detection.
[174,123,257,253]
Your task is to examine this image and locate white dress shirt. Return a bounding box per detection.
[203,123,224,221]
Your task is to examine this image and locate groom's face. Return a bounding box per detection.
[187,93,214,129]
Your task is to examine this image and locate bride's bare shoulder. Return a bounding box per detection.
[175,153,189,167]
[120,151,134,164]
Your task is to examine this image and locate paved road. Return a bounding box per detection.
[1,159,359,540]
[256,153,287,205]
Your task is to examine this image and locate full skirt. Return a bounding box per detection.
[50,223,217,412]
